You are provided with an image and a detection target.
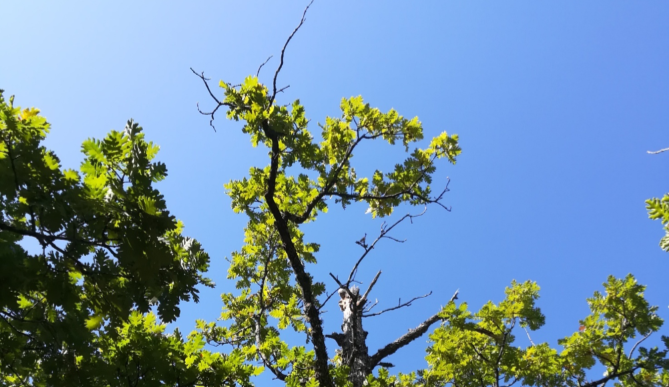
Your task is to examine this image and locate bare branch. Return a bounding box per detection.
[628,331,652,358]
[318,290,338,312]
[328,272,354,300]
[363,291,432,318]
[347,208,427,286]
[190,67,234,132]
[357,271,382,307]
[370,289,459,368]
[364,299,379,313]
[523,326,536,347]
[269,0,314,106]
[256,55,273,78]
[647,147,669,155]
[190,67,220,104]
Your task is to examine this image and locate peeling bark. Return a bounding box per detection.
[336,286,371,387]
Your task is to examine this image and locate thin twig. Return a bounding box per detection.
[257,55,273,78]
[318,291,338,312]
[628,331,652,358]
[347,208,427,286]
[647,147,669,155]
[364,299,379,313]
[270,0,314,106]
[190,67,229,132]
[363,291,432,318]
[523,326,536,347]
[357,271,381,307]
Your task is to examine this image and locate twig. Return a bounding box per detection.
[364,299,379,313]
[190,67,229,132]
[628,331,652,358]
[256,55,273,78]
[363,291,432,318]
[523,326,536,347]
[269,0,314,105]
[357,271,381,307]
[347,208,427,285]
[647,147,669,155]
[318,290,338,312]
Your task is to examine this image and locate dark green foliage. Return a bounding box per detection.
[0,91,258,386]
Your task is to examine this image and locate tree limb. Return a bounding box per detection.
[264,129,333,387]
[647,147,669,155]
[256,55,273,78]
[284,133,368,225]
[580,366,640,387]
[347,208,427,286]
[357,271,381,307]
[363,291,432,318]
[369,289,459,368]
[269,0,314,106]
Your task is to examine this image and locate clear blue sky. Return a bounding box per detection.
[2,0,669,380]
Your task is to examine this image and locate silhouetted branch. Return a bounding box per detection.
[347,208,427,286]
[370,289,459,368]
[190,67,235,132]
[357,271,382,307]
[363,291,432,318]
[257,55,273,77]
[270,0,314,106]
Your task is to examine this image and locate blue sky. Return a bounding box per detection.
[2,0,669,380]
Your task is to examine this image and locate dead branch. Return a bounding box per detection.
[329,272,355,301]
[190,67,234,132]
[357,271,382,307]
[256,55,273,77]
[363,291,432,318]
[347,208,427,286]
[269,0,314,106]
[363,299,378,313]
[648,147,669,154]
[369,289,459,368]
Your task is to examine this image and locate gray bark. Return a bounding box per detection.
[336,286,371,387]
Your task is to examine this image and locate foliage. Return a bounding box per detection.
[191,68,669,387]
[0,90,257,386]
[195,72,460,387]
[423,275,668,387]
[2,58,668,387]
[646,194,669,252]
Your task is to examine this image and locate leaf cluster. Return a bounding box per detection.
[0,91,251,386]
[646,194,669,252]
[422,275,669,387]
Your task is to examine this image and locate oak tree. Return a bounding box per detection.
[187,7,669,387]
[0,91,258,386]
[2,6,669,387]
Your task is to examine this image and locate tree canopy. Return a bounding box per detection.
[0,8,668,386]
[0,90,258,386]
[185,64,669,387]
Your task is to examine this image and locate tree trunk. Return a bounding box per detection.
[336,286,371,387]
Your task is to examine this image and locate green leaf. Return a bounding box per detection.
[85,314,104,330]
